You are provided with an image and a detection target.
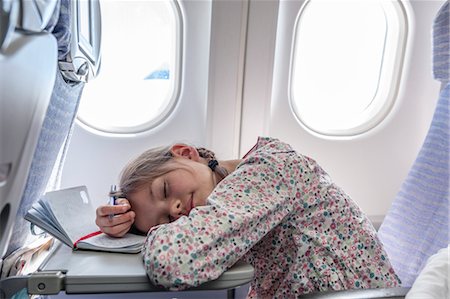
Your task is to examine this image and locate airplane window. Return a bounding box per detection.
[290,0,407,137]
[77,0,182,134]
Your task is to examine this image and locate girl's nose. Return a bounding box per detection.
[169,198,183,219]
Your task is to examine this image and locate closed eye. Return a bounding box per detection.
[163,181,168,198]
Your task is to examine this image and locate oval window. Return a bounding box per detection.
[77,0,182,134]
[290,0,407,136]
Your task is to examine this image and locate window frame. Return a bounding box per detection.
[76,0,183,135]
[288,0,408,137]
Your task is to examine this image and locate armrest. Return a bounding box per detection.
[298,287,411,299]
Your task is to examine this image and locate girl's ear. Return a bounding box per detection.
[170,144,200,161]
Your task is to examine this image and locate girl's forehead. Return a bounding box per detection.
[160,159,189,173]
[166,160,196,174]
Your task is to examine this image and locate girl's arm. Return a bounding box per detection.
[142,150,300,290]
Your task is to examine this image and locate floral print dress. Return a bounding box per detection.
[142,137,401,298]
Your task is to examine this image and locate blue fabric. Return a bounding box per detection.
[433,1,449,82]
[378,84,449,287]
[378,2,450,287]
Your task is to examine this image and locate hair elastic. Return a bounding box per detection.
[208,159,219,171]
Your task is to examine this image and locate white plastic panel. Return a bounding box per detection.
[0,32,57,258]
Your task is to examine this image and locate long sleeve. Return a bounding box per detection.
[142,140,299,290]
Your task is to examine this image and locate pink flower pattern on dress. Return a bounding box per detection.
[142,137,401,298]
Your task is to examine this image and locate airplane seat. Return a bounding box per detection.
[0,0,99,278]
[377,0,449,287]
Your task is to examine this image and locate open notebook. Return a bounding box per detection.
[25,186,145,253]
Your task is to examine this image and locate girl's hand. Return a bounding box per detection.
[95,198,135,237]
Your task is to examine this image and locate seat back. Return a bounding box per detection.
[0,0,101,262]
[377,1,449,287]
[0,0,58,260]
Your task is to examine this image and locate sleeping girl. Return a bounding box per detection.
[96,137,401,298]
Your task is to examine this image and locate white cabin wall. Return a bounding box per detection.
[208,0,279,159]
[206,0,249,159]
[239,0,279,155]
[237,0,444,227]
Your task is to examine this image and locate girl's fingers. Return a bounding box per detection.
[100,218,134,237]
[97,210,135,226]
[96,203,131,217]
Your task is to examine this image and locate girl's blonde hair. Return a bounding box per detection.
[114,145,173,198]
[111,145,228,199]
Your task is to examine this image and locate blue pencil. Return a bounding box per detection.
[109,185,117,219]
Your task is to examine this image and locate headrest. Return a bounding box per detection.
[433,1,449,82]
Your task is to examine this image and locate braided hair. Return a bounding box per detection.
[196,147,229,183]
